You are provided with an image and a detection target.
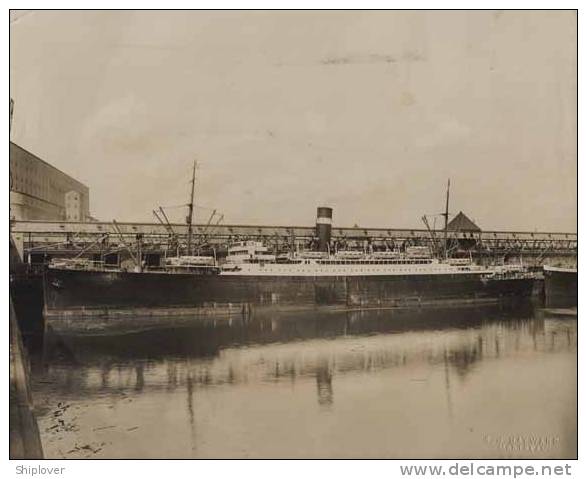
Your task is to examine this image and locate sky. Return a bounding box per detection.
[9,10,577,231]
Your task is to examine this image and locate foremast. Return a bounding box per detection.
[186,160,197,256]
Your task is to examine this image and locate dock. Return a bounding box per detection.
[10,218,577,269]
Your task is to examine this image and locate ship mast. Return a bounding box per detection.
[186,160,197,256]
[442,178,450,259]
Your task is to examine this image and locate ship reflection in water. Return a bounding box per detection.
[28,303,577,459]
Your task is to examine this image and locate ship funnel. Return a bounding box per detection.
[316,206,333,252]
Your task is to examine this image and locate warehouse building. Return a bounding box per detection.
[9,142,90,222]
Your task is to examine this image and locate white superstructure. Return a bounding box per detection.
[543,265,577,274]
[220,241,488,277]
[224,241,276,265]
[164,255,218,273]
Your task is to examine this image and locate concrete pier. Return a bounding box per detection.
[9,297,43,459]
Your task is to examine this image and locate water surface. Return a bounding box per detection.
[28,303,577,459]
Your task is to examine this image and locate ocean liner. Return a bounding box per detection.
[43,238,536,331]
[42,172,538,333]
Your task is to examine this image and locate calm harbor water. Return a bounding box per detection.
[27,303,577,459]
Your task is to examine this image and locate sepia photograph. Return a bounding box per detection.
[9,8,577,465]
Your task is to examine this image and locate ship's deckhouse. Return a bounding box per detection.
[220,241,485,277]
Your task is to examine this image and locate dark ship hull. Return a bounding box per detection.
[544,266,577,308]
[10,275,44,334]
[9,237,44,334]
[43,268,538,333]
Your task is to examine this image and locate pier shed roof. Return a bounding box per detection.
[447,212,481,232]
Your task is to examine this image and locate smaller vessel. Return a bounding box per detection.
[543,264,577,307]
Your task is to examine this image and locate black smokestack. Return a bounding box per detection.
[316,206,333,252]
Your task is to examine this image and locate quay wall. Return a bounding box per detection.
[9,297,43,459]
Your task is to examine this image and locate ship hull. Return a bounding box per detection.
[43,268,538,334]
[10,274,44,334]
[544,266,577,307]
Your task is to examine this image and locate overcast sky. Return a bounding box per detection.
[10,10,577,231]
